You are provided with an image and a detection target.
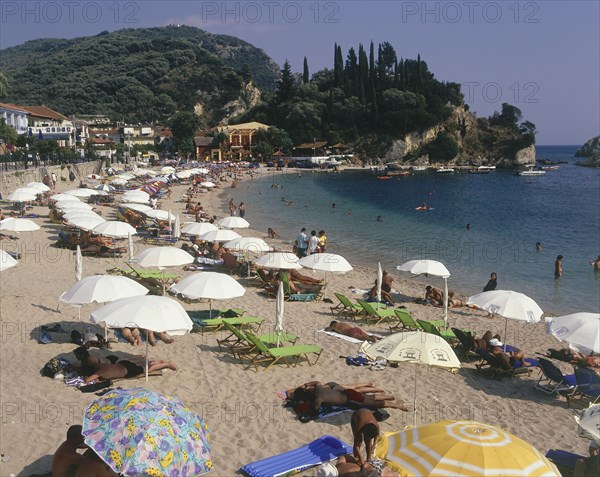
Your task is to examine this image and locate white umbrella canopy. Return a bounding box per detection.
[7,191,36,202]
[13,187,41,196]
[120,203,153,214]
[145,209,176,221]
[60,275,149,305]
[132,246,194,269]
[0,217,41,232]
[123,190,150,199]
[95,184,115,192]
[56,202,94,211]
[50,194,81,202]
[361,331,460,425]
[254,252,302,270]
[199,229,241,243]
[299,253,353,273]
[398,259,451,322]
[63,211,103,221]
[67,216,106,231]
[173,214,181,239]
[181,222,218,236]
[121,195,149,204]
[64,189,100,198]
[224,236,271,253]
[111,178,128,186]
[92,221,137,238]
[161,166,176,174]
[27,182,50,192]
[200,181,216,188]
[218,216,250,229]
[546,312,600,354]
[575,404,600,443]
[0,250,18,271]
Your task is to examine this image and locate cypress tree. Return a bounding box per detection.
[369,41,375,82]
[417,54,423,92]
[358,44,368,89]
[358,76,366,105]
[303,57,309,84]
[370,77,379,123]
[335,44,344,87]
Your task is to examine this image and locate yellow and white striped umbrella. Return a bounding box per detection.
[376,420,560,477]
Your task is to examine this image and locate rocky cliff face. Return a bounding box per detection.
[575,136,600,157]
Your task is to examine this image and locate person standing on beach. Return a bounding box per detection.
[318,230,327,252]
[483,272,497,292]
[295,227,308,258]
[555,255,563,278]
[308,230,319,255]
[228,198,236,216]
[238,202,246,218]
[51,172,57,189]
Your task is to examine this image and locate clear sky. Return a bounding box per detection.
[1,0,598,145]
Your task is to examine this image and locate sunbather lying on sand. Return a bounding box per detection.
[546,348,600,368]
[325,321,380,342]
[327,454,399,477]
[73,346,177,382]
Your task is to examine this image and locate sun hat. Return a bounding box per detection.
[488,338,503,347]
[316,462,339,477]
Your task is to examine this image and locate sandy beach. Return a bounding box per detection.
[0,166,592,476]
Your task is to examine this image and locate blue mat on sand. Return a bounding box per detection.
[241,435,352,477]
[545,449,584,470]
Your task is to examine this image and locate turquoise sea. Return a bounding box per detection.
[230,146,600,315]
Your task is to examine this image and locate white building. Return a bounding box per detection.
[22,105,75,147]
[0,102,29,135]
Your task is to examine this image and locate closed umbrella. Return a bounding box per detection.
[468,290,543,351]
[398,259,451,323]
[181,222,218,236]
[375,420,560,476]
[92,221,137,239]
[170,271,246,317]
[377,262,383,307]
[0,250,18,271]
[128,233,134,261]
[254,252,302,270]
[275,281,285,346]
[174,214,181,239]
[0,218,40,232]
[199,229,241,243]
[361,331,460,425]
[546,312,600,354]
[75,245,83,282]
[90,296,193,380]
[83,388,211,477]
[218,216,250,229]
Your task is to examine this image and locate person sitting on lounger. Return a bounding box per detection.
[488,338,532,369]
[73,346,177,382]
[291,381,408,416]
[325,321,380,342]
[319,454,398,477]
[290,269,324,286]
[276,270,321,294]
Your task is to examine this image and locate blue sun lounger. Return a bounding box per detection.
[545,449,585,470]
[241,435,352,477]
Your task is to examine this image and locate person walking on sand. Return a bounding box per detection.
[308,230,319,255]
[51,172,57,189]
[555,255,563,278]
[228,198,236,216]
[238,202,246,218]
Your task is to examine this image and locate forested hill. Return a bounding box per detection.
[0,25,279,124]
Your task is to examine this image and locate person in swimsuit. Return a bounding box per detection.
[52,425,87,477]
[325,321,380,342]
[351,409,380,466]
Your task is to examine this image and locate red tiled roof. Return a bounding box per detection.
[21,105,69,121]
[0,102,29,113]
[88,138,115,145]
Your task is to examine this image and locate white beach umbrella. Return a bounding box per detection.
[121,195,149,204]
[224,236,271,253]
[397,259,451,323]
[67,216,106,232]
[161,166,175,174]
[299,253,353,274]
[181,222,218,236]
[199,229,241,243]
[169,272,246,317]
[0,217,40,232]
[133,247,194,269]
[0,250,18,271]
[200,181,216,188]
[123,190,150,200]
[95,184,115,192]
[8,190,36,202]
[60,275,149,305]
[64,189,99,198]
[254,252,302,270]
[195,167,210,175]
[63,211,103,221]
[57,202,94,211]
[50,193,81,202]
[467,290,544,351]
[218,216,250,229]
[111,178,128,186]
[92,221,137,238]
[120,203,153,214]
[275,281,285,346]
[361,331,460,426]
[13,187,41,196]
[75,245,83,282]
[27,182,50,192]
[546,312,600,354]
[118,172,136,180]
[145,209,176,221]
[90,295,192,380]
[176,170,193,179]
[575,404,600,443]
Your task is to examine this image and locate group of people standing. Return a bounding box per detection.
[294,227,327,258]
[228,198,246,218]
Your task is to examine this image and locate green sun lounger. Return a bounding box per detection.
[243,332,322,370]
[189,314,262,333]
[390,309,446,332]
[218,322,298,359]
[417,319,458,343]
[356,300,400,326]
[330,293,363,320]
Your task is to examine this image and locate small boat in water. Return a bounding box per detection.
[376,175,392,180]
[436,167,455,173]
[469,168,491,174]
[415,204,434,211]
[518,165,546,176]
[541,165,560,171]
[412,166,427,171]
[478,165,496,171]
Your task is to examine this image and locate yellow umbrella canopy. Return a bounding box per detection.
[376,420,560,477]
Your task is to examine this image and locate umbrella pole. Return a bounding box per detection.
[443,277,448,324]
[413,364,418,427]
[209,299,212,319]
[504,317,508,352]
[145,331,149,382]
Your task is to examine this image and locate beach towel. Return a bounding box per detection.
[318,329,365,344]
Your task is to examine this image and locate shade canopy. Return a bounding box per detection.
[467,290,543,323]
[397,259,450,278]
[132,246,194,269]
[575,404,600,443]
[218,216,250,229]
[64,189,99,198]
[198,229,241,243]
[546,312,600,354]
[170,272,246,300]
[144,209,176,221]
[12,187,41,196]
[200,181,216,188]
[376,421,560,476]
[0,250,18,271]
[60,275,149,305]
[224,236,271,253]
[299,253,353,273]
[56,202,94,211]
[27,182,50,192]
[7,191,36,202]
[92,221,137,238]
[50,193,81,202]
[181,222,218,236]
[83,387,211,477]
[0,217,40,232]
[90,295,192,335]
[67,216,106,231]
[120,203,153,214]
[255,252,302,270]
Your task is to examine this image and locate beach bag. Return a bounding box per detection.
[41,358,72,378]
[222,309,241,318]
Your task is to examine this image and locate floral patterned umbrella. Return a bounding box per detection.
[83,387,212,476]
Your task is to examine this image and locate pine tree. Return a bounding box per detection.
[417,54,423,92]
[277,60,295,102]
[303,57,309,84]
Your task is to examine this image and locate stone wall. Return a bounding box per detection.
[0,161,102,195]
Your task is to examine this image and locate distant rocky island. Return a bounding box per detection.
[575,135,600,168]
